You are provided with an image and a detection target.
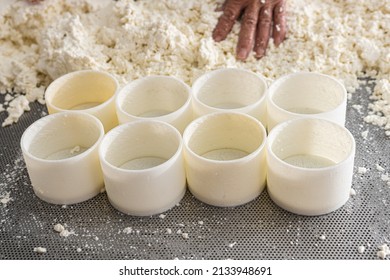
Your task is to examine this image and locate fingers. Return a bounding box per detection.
[272,1,287,46]
[212,0,244,42]
[254,4,273,59]
[213,0,287,60]
[236,1,262,60]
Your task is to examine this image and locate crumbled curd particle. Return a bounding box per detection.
[34,247,47,254]
[123,227,132,234]
[0,192,12,207]
[2,96,30,127]
[376,164,385,172]
[358,167,367,174]
[377,244,390,259]
[352,104,363,114]
[53,223,65,233]
[182,233,189,239]
[70,146,81,154]
[59,229,73,237]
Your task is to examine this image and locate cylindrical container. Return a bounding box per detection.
[266,118,356,216]
[99,120,186,216]
[191,68,268,127]
[20,112,105,205]
[115,76,192,134]
[45,70,119,132]
[267,72,347,131]
[183,112,267,207]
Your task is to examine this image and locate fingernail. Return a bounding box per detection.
[213,34,223,42]
[255,49,265,59]
[237,49,247,60]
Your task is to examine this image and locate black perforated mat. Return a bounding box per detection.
[0,81,389,260]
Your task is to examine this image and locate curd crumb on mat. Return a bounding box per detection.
[358,167,367,174]
[377,244,390,259]
[33,247,47,254]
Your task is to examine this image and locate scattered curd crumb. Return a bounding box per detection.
[159,214,166,219]
[2,96,30,127]
[177,229,182,235]
[166,228,172,234]
[228,242,237,248]
[381,174,389,181]
[358,246,365,254]
[198,221,204,225]
[0,192,13,207]
[352,104,363,114]
[70,145,81,154]
[377,244,390,259]
[350,188,356,196]
[358,167,367,174]
[378,244,389,251]
[319,235,326,241]
[52,223,74,237]
[361,130,369,140]
[59,229,73,237]
[53,223,65,233]
[77,248,82,253]
[182,233,189,239]
[376,164,386,172]
[34,247,47,254]
[377,250,387,259]
[123,227,132,234]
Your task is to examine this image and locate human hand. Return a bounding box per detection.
[212,0,287,60]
